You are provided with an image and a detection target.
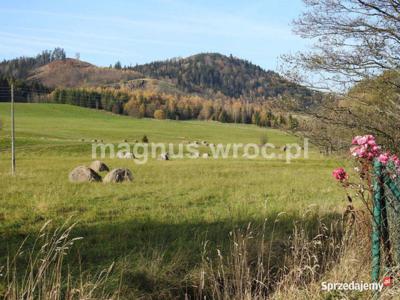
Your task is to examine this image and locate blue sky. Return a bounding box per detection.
[0,0,308,71]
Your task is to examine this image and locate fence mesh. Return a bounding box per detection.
[382,162,400,267]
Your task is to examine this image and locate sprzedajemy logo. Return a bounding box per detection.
[321,281,385,292]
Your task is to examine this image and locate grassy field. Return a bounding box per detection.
[0,103,348,298]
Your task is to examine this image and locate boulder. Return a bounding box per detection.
[90,160,110,172]
[103,168,133,183]
[69,166,102,183]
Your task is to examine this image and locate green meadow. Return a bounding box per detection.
[0,103,347,298]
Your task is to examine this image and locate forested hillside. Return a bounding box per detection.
[0,49,320,111]
[132,53,319,107]
[0,48,66,79]
[0,48,66,102]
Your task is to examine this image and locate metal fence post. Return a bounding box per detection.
[372,160,383,283]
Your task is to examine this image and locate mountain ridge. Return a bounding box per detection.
[131,52,316,106]
[0,50,319,109]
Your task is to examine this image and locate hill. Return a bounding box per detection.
[121,78,185,95]
[0,48,66,79]
[132,53,319,107]
[28,58,142,88]
[0,103,298,146]
[0,49,319,109]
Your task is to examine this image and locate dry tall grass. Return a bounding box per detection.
[2,211,399,299]
[273,209,370,299]
[196,222,269,300]
[194,209,399,300]
[0,221,119,300]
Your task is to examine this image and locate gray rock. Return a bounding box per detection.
[69,166,102,183]
[90,160,110,172]
[103,168,133,183]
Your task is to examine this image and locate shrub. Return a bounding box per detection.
[154,109,166,120]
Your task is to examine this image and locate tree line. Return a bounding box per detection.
[0,48,66,102]
[0,76,51,102]
[51,87,299,130]
[0,48,66,80]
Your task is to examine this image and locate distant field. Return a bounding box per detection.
[0,103,347,298]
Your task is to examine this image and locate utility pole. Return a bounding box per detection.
[11,83,15,175]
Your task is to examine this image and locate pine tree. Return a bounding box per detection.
[114,61,122,69]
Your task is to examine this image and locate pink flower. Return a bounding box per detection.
[365,135,375,141]
[351,145,365,157]
[378,152,390,165]
[332,168,348,182]
[358,136,368,145]
[391,155,400,167]
[350,135,380,160]
[352,136,362,145]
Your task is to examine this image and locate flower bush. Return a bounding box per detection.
[335,135,400,186]
[350,134,380,161]
[335,135,400,282]
[332,134,400,215]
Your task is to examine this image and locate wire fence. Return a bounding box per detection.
[372,160,400,285]
[0,86,53,103]
[383,162,400,266]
